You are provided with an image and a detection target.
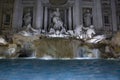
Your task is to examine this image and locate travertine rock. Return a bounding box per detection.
[13,34,39,45]
[111,32,120,46]
[33,38,75,58]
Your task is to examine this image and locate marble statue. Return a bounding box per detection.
[52,8,64,31]
[67,30,74,36]
[74,25,83,38]
[23,9,32,27]
[74,24,96,39]
[19,9,41,36]
[60,27,67,34]
[52,8,60,18]
[0,37,7,45]
[19,27,40,36]
[49,28,55,34]
[86,25,95,38]
[87,35,105,43]
[49,8,67,36]
[83,9,92,27]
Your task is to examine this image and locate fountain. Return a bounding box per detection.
[0,8,109,59]
[0,20,106,59]
[0,26,106,59]
[11,22,105,59]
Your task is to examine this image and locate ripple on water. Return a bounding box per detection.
[0,59,120,80]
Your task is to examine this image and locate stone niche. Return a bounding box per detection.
[42,0,75,31]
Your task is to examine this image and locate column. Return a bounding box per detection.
[93,0,103,31]
[36,0,43,29]
[79,0,83,25]
[111,0,117,32]
[0,1,2,28]
[44,7,48,31]
[73,0,81,27]
[12,0,22,32]
[68,7,72,30]
[64,9,67,25]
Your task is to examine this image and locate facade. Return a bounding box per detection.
[0,0,120,35]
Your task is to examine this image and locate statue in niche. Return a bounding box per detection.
[23,9,32,28]
[83,9,92,27]
[52,8,65,33]
[49,8,66,35]
[19,9,40,36]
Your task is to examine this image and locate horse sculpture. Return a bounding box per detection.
[74,25,95,39]
[86,25,95,38]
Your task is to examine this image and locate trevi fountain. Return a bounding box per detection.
[0,8,119,59]
[0,0,120,80]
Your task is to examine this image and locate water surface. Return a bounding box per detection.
[0,59,120,80]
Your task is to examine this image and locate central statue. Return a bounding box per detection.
[49,8,66,35]
[52,8,64,31]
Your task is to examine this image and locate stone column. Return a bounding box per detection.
[64,9,67,29]
[73,0,81,27]
[36,0,43,29]
[68,7,72,30]
[0,1,2,28]
[93,0,103,32]
[44,7,48,31]
[64,10,67,24]
[12,0,22,32]
[79,0,83,25]
[111,0,117,32]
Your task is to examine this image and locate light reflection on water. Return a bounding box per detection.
[0,59,120,80]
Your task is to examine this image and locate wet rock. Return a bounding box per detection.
[0,44,18,58]
[1,32,120,59]
[111,32,120,46]
[18,42,36,58]
[13,34,39,45]
[33,38,75,58]
[110,32,120,58]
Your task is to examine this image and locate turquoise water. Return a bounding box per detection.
[0,59,120,80]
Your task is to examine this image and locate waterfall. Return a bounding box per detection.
[92,49,100,59]
[75,46,100,59]
[18,42,36,58]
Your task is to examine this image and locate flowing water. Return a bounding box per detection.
[0,59,120,80]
